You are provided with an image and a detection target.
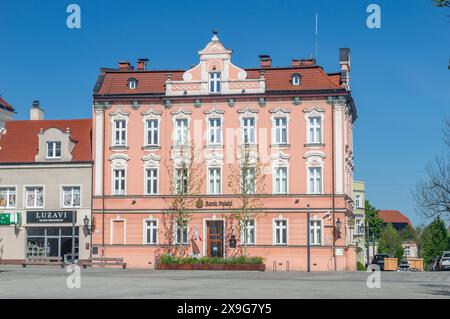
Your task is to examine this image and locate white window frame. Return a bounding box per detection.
[207,167,222,195]
[308,116,322,144]
[308,166,323,194]
[292,74,301,86]
[310,219,323,246]
[209,72,221,94]
[113,119,127,146]
[240,219,256,245]
[274,117,288,145]
[0,186,17,208]
[112,168,126,196]
[174,167,189,195]
[273,218,288,245]
[128,78,137,90]
[241,167,256,195]
[174,118,189,146]
[61,185,82,208]
[208,117,222,145]
[273,166,288,195]
[173,222,189,245]
[355,194,362,208]
[144,168,159,195]
[24,185,45,209]
[146,119,159,146]
[241,117,256,145]
[46,141,61,159]
[143,219,158,245]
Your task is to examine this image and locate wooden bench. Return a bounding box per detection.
[22,256,65,268]
[79,257,127,269]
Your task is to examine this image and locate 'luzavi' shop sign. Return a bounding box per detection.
[27,211,76,224]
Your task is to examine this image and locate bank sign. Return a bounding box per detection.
[27,211,76,224]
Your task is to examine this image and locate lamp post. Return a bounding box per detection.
[83,214,94,259]
[306,204,311,273]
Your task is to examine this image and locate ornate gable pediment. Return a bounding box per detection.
[166,32,265,96]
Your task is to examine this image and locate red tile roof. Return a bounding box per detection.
[0,96,15,112]
[378,210,412,226]
[95,66,343,96]
[0,119,92,163]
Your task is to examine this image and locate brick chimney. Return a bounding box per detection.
[259,55,272,68]
[292,58,316,67]
[339,48,351,90]
[118,61,133,71]
[30,100,44,121]
[137,58,149,71]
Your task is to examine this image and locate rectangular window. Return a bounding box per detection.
[26,186,44,208]
[241,220,255,245]
[146,119,159,146]
[113,169,126,195]
[355,219,362,235]
[175,118,188,146]
[208,167,221,195]
[46,141,61,159]
[242,167,256,194]
[355,194,361,208]
[145,220,158,245]
[310,220,322,245]
[114,120,126,146]
[208,118,222,145]
[308,167,322,194]
[175,168,188,195]
[308,116,322,144]
[62,186,81,208]
[242,117,256,144]
[209,72,221,94]
[274,219,287,245]
[174,223,188,245]
[274,117,287,144]
[0,187,16,208]
[145,168,158,195]
[274,167,288,194]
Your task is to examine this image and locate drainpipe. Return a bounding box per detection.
[331,97,337,271]
[307,204,311,272]
[102,104,106,257]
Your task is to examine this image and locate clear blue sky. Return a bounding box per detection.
[1,0,449,226]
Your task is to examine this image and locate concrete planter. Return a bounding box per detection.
[157,263,266,271]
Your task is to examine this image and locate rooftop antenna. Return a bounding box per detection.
[315,12,319,61]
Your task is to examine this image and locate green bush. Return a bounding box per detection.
[356,261,366,271]
[159,254,264,265]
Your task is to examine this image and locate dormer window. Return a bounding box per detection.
[291,73,301,86]
[128,78,138,90]
[47,141,61,159]
[209,72,221,94]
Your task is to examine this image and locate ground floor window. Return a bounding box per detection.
[310,220,322,245]
[145,219,158,245]
[241,220,255,245]
[174,222,188,245]
[274,219,287,245]
[26,227,79,261]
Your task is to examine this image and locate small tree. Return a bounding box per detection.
[365,200,383,241]
[164,142,205,256]
[420,217,449,265]
[227,143,266,256]
[378,224,404,259]
[433,0,450,7]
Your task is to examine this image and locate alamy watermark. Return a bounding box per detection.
[66,4,81,29]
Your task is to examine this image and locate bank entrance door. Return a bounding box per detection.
[26,227,79,260]
[206,221,224,257]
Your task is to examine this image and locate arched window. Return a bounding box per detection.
[128,78,138,90]
[291,73,301,86]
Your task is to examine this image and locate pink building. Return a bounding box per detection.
[91,32,357,271]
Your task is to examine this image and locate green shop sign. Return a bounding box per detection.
[0,213,11,225]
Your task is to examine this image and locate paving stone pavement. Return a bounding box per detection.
[0,265,449,299]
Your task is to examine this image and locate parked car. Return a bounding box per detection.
[398,259,410,271]
[371,254,390,271]
[440,252,450,271]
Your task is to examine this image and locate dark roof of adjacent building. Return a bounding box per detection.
[0,96,15,112]
[378,210,413,226]
[0,119,92,163]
